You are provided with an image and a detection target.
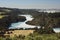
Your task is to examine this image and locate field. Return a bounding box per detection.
[4,30,35,37]
[0,32,60,40]
[0,15,5,19]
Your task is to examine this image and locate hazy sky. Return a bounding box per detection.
[0,0,60,9]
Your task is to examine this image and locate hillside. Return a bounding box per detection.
[0,7,60,30]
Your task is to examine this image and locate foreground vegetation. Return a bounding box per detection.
[0,32,60,40]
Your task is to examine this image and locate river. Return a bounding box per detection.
[9,15,60,33]
[9,15,40,29]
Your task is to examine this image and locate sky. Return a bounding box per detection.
[0,0,60,9]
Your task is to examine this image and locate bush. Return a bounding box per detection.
[35,36,43,40]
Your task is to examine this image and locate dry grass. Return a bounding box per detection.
[4,30,35,37]
[0,15,5,19]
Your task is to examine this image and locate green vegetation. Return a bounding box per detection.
[0,33,60,40]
